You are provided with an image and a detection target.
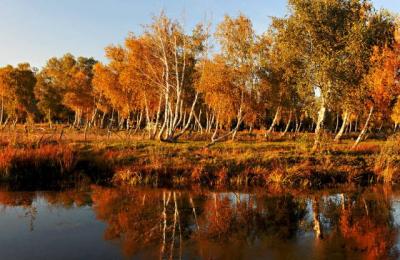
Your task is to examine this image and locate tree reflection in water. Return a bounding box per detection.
[310,186,398,259]
[90,186,400,259]
[0,186,398,259]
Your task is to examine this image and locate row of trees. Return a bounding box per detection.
[0,0,399,148]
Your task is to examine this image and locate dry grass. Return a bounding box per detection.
[375,134,400,183]
[0,124,392,188]
[108,137,379,188]
[0,145,76,186]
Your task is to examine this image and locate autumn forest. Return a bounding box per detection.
[0,0,397,147]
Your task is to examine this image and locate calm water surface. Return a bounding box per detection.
[0,185,399,259]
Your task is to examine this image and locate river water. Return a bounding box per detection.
[0,185,399,259]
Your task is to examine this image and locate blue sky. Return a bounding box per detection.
[0,0,398,68]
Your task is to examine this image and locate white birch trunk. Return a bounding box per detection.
[266,106,281,136]
[280,111,292,137]
[312,98,326,151]
[352,106,373,149]
[334,111,348,142]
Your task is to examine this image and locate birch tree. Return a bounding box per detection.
[273,0,394,150]
[144,14,208,141]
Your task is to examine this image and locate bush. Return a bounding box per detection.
[375,134,400,183]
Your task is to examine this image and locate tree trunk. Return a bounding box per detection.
[133,110,143,134]
[157,94,169,140]
[206,112,210,133]
[206,112,215,133]
[334,111,348,142]
[47,108,52,129]
[117,112,124,129]
[280,111,292,137]
[144,95,153,139]
[312,98,326,151]
[119,117,125,130]
[77,109,82,127]
[84,121,89,141]
[0,116,9,130]
[334,113,339,133]
[231,106,243,141]
[126,116,130,131]
[355,117,358,133]
[352,106,373,149]
[90,108,98,128]
[73,111,78,127]
[12,116,18,128]
[108,109,114,129]
[150,95,162,140]
[344,123,349,134]
[296,120,302,133]
[211,118,219,142]
[231,120,240,141]
[165,92,199,142]
[266,106,281,136]
[207,111,244,147]
[100,111,106,129]
[378,122,383,132]
[193,110,203,134]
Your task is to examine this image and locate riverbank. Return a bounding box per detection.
[1,127,397,189]
[103,139,382,188]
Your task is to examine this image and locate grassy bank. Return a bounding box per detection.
[0,126,399,188]
[106,139,380,188]
[0,142,112,188]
